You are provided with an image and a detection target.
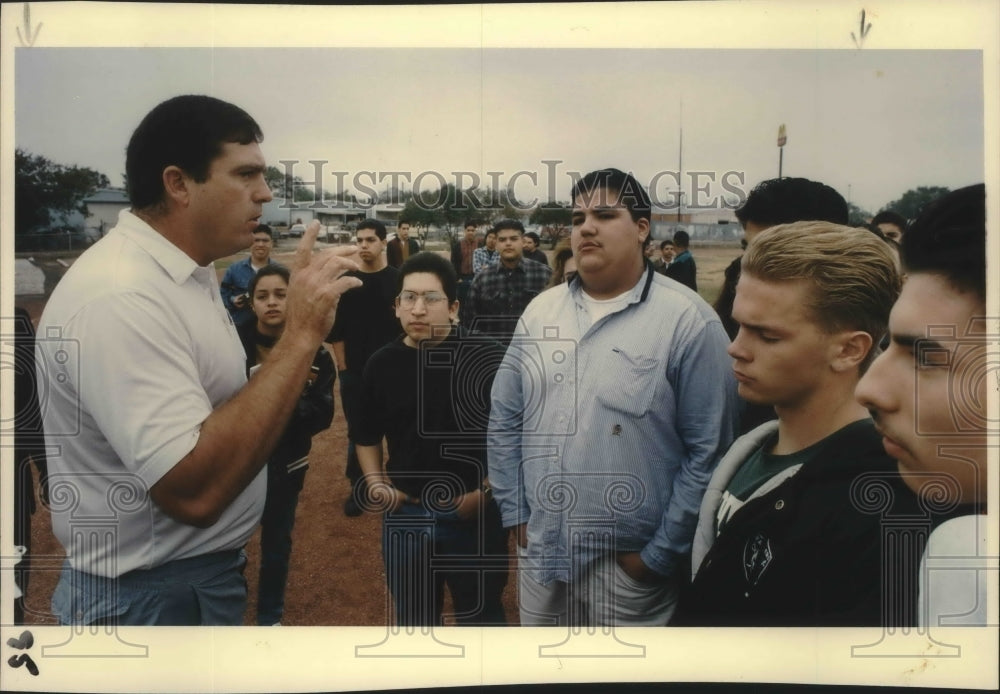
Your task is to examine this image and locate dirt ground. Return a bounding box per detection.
[14,241,742,627]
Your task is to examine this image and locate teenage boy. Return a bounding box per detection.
[663,229,697,291]
[353,252,508,626]
[522,231,549,265]
[489,168,738,626]
[856,184,988,626]
[463,219,551,344]
[238,265,335,625]
[674,221,935,626]
[386,219,420,268]
[473,228,500,273]
[327,219,401,516]
[221,223,277,326]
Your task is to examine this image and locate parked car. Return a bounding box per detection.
[289,222,307,238]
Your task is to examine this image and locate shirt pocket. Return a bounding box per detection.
[595,346,661,417]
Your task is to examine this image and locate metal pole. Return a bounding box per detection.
[778,146,784,179]
[677,99,683,222]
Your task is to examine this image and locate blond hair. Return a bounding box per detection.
[742,221,900,370]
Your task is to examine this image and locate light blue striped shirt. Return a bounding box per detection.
[488,265,739,583]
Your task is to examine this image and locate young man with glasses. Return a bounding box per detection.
[352,252,508,626]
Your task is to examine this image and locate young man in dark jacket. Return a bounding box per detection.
[239,264,335,625]
[673,222,953,626]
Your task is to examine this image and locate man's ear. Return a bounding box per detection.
[831,330,873,373]
[636,217,650,244]
[162,166,191,207]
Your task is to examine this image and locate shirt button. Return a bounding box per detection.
[774,500,785,510]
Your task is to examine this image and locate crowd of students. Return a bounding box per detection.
[16,94,988,630]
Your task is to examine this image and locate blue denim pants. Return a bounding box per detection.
[52,549,247,626]
[256,464,307,625]
[382,499,508,626]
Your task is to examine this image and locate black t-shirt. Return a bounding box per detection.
[352,327,505,499]
[326,266,401,373]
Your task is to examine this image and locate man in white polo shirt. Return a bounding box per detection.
[36,95,360,625]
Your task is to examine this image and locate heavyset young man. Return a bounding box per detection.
[489,168,738,626]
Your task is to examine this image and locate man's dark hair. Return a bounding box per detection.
[673,230,690,248]
[398,252,458,304]
[254,224,273,239]
[126,95,264,212]
[493,219,524,236]
[464,220,478,230]
[871,210,908,232]
[398,218,410,226]
[735,177,848,227]
[524,231,541,245]
[660,239,675,251]
[357,218,387,241]
[901,183,985,301]
[248,263,290,296]
[571,168,651,223]
[484,228,498,240]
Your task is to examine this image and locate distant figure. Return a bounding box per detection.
[221,223,276,327]
[238,264,335,625]
[462,219,551,344]
[856,184,988,627]
[522,231,549,265]
[450,220,478,303]
[327,219,401,517]
[473,227,500,273]
[386,219,420,268]
[547,241,577,288]
[870,209,907,243]
[663,229,697,291]
[655,239,676,275]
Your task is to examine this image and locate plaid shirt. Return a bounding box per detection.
[462,257,552,343]
[473,247,499,274]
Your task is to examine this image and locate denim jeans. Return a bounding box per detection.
[52,549,248,626]
[256,464,306,625]
[382,499,508,626]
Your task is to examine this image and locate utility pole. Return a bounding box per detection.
[777,124,787,179]
[677,99,683,222]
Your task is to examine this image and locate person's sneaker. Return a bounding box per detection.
[343,493,362,517]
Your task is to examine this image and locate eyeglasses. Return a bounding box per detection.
[396,290,448,309]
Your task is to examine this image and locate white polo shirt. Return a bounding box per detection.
[36,210,266,577]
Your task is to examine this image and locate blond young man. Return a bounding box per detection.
[674,222,941,626]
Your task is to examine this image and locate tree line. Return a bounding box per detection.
[14,149,954,243]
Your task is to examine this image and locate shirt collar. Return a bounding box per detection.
[570,262,654,306]
[113,209,203,285]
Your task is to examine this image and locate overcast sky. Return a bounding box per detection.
[13,46,984,213]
